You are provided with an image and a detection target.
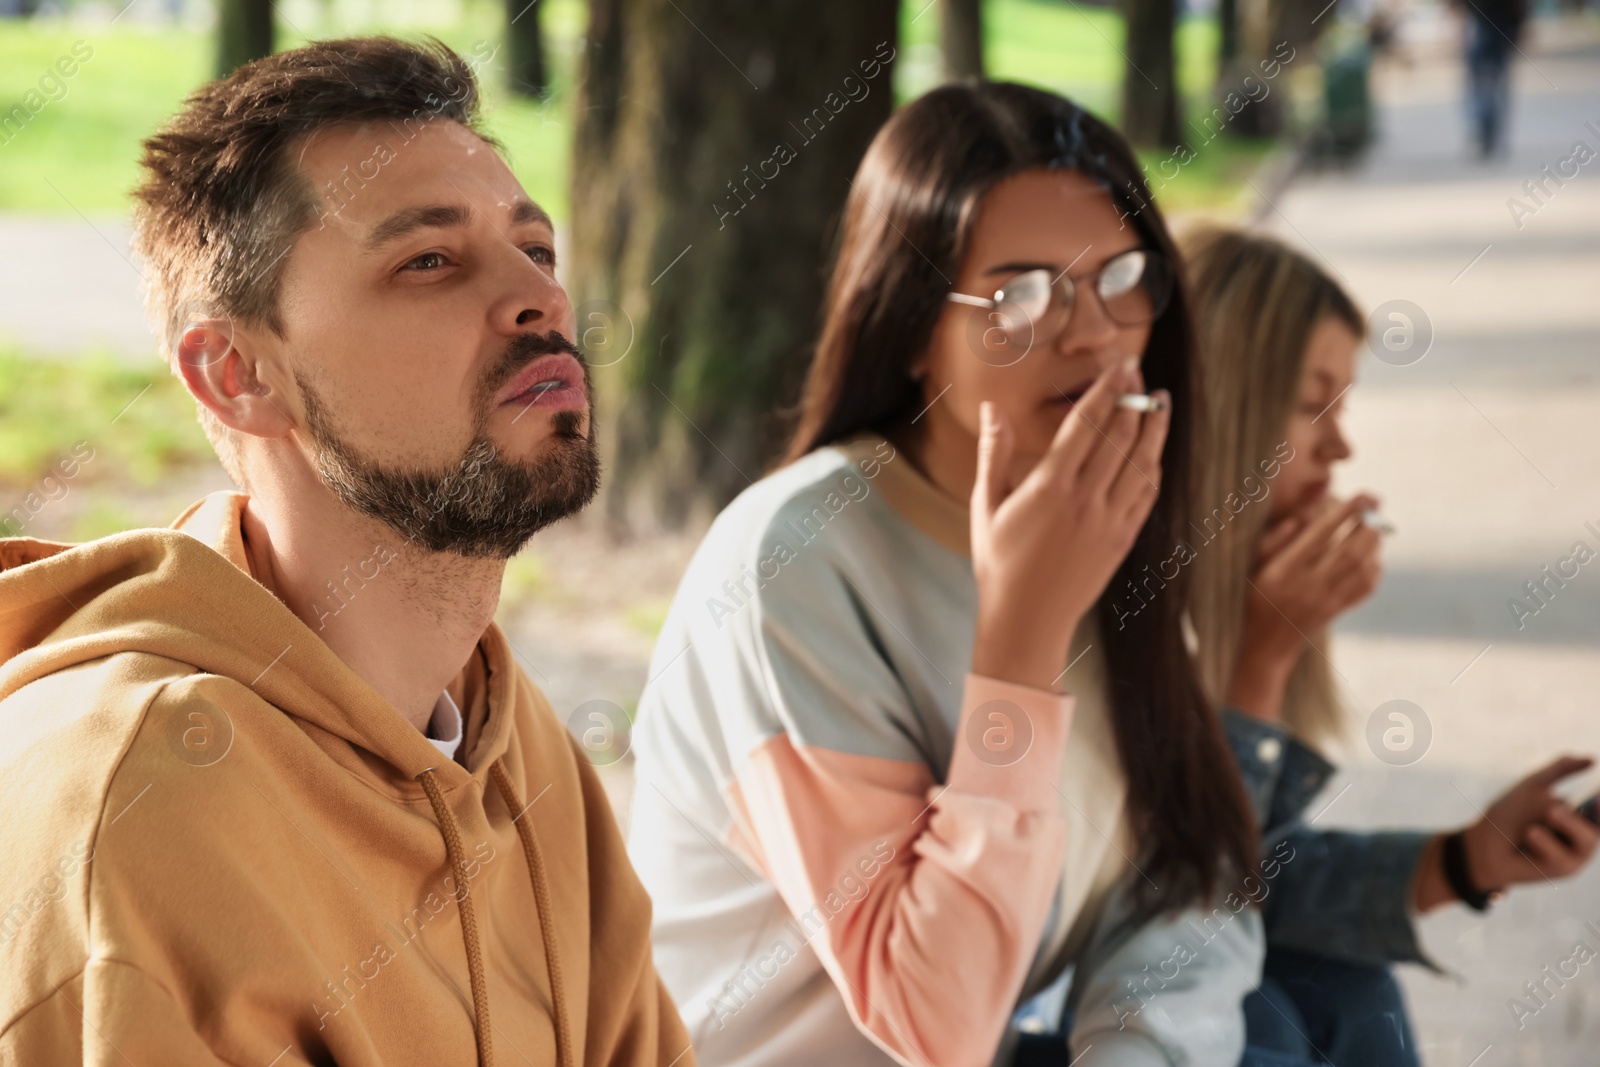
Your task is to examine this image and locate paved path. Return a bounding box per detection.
[1258,8,1600,1066]
[0,214,153,360]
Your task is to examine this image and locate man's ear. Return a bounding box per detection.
[175,316,295,439]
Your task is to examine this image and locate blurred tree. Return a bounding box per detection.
[1120,0,1181,147]
[941,0,985,81]
[1217,0,1239,72]
[216,0,274,77]
[569,0,899,532]
[507,0,549,99]
[1225,0,1299,137]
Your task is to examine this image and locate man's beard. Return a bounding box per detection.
[297,332,601,559]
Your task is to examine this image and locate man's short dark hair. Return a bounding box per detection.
[131,36,498,485]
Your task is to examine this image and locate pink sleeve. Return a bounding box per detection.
[723,673,1074,1067]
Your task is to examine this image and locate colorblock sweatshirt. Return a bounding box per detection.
[0,491,691,1067]
[627,437,1262,1067]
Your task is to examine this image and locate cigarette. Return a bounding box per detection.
[1116,393,1167,413]
[1361,509,1395,535]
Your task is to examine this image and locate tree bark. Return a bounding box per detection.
[1217,0,1239,75]
[506,0,549,99]
[1224,0,1291,137]
[216,0,274,78]
[569,0,900,532]
[1119,0,1182,148]
[940,0,985,81]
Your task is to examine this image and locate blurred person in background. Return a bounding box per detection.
[1182,226,1599,1066]
[1456,0,1529,156]
[627,82,1294,1067]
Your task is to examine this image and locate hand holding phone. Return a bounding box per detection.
[1459,755,1598,893]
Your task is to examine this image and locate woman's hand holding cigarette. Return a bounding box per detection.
[969,359,1169,693]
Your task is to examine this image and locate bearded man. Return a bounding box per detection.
[0,36,691,1067]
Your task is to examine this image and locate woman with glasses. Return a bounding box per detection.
[1180,225,1599,1065]
[627,83,1274,1067]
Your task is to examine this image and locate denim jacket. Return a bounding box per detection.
[1221,710,1440,971]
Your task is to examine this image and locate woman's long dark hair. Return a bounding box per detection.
[784,82,1256,917]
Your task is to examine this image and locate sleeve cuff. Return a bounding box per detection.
[946,673,1074,814]
[1360,830,1443,971]
[1266,827,1444,971]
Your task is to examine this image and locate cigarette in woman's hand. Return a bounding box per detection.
[1116,393,1168,413]
[1361,509,1395,535]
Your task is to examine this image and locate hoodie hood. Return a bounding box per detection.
[0,491,510,785]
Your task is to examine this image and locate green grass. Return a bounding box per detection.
[1138,135,1276,212]
[0,0,1267,219]
[0,0,585,218]
[897,0,1273,209]
[500,552,549,605]
[67,499,151,542]
[624,599,672,639]
[0,347,212,490]
[899,0,1220,114]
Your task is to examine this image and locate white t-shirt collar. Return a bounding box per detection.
[425,689,464,762]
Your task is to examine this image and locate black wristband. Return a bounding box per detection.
[1442,830,1495,912]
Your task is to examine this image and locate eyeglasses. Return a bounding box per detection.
[945,249,1173,357]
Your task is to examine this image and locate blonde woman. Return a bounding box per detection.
[1181,226,1599,1065]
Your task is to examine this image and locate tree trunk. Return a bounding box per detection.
[506,0,548,99]
[216,0,273,78]
[1224,0,1289,137]
[1217,0,1238,76]
[569,0,900,533]
[1120,0,1182,148]
[940,0,984,81]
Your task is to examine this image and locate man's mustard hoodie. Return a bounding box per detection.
[0,492,693,1067]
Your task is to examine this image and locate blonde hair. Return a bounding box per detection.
[1179,226,1364,747]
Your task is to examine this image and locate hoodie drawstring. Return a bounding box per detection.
[418,767,497,1067]
[491,760,574,1067]
[415,760,573,1067]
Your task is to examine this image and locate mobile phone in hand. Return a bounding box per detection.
[1534,791,1600,853]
